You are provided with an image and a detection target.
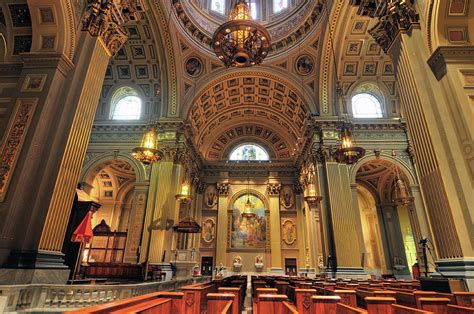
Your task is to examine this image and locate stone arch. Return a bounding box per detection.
[349,153,417,186]
[228,188,270,211]
[80,152,147,185]
[28,0,76,60]
[429,0,474,50]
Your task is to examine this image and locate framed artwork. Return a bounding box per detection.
[201,218,216,243]
[231,194,267,249]
[280,185,294,209]
[282,219,296,245]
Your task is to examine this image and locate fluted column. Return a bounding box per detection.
[324,162,366,277]
[123,184,148,263]
[267,183,282,272]
[353,0,473,285]
[215,182,230,266]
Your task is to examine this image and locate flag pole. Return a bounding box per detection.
[71,241,84,283]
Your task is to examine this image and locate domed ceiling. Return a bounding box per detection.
[172,0,326,57]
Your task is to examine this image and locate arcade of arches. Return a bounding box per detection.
[0,0,473,303]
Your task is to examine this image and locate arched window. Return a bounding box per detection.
[351,93,383,118]
[211,0,225,14]
[273,0,288,13]
[229,143,269,161]
[111,87,141,120]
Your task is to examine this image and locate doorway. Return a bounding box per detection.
[285,258,297,276]
[201,256,213,276]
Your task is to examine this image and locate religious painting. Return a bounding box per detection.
[201,218,215,243]
[204,184,218,208]
[280,185,294,209]
[185,57,203,77]
[231,194,267,249]
[282,219,297,245]
[295,55,314,75]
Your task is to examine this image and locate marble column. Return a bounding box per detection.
[0,33,121,283]
[215,182,230,266]
[323,162,367,278]
[123,184,148,263]
[267,183,283,272]
[352,0,473,287]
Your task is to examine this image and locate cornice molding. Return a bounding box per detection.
[427,46,474,81]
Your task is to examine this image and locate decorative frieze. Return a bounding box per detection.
[267,183,281,196]
[0,99,37,201]
[216,183,230,196]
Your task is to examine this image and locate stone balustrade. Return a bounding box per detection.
[0,276,210,313]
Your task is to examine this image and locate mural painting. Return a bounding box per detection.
[231,194,267,249]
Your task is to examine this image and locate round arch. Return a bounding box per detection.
[80,152,147,185]
[222,138,276,160]
[228,188,270,211]
[349,153,417,186]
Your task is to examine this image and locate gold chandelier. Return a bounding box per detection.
[337,122,366,164]
[131,127,163,165]
[391,157,414,205]
[212,0,271,67]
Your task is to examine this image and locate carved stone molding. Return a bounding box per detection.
[311,145,338,163]
[353,0,419,53]
[82,0,146,56]
[267,183,281,196]
[0,99,37,202]
[427,46,474,81]
[216,183,230,196]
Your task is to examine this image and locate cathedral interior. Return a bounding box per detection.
[0,0,473,313]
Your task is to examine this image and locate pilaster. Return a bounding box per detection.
[267,183,282,271]
[215,182,230,266]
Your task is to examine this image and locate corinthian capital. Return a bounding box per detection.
[353,0,419,53]
[217,183,230,196]
[82,1,127,56]
[267,183,281,196]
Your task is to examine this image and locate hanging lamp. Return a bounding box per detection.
[241,165,256,218]
[131,126,163,165]
[337,121,365,164]
[174,176,201,234]
[391,157,414,205]
[304,168,322,205]
[212,0,271,67]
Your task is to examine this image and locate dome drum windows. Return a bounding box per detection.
[110,86,142,120]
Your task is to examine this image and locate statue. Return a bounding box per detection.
[233,255,242,271]
[255,255,264,271]
[305,247,311,268]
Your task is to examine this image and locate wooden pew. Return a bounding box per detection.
[206,293,234,314]
[454,292,474,307]
[217,287,240,314]
[336,289,357,307]
[295,289,316,314]
[418,297,451,314]
[447,304,474,313]
[257,294,293,314]
[311,295,340,313]
[65,292,184,314]
[337,303,368,314]
[111,298,172,314]
[181,283,216,314]
[392,304,433,314]
[366,297,396,313]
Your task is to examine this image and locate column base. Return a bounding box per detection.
[2,249,69,269]
[434,258,474,291]
[268,267,284,274]
[323,267,369,279]
[0,268,70,284]
[299,268,316,277]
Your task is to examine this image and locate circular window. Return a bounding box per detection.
[351,93,383,118]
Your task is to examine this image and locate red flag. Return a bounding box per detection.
[71,212,94,243]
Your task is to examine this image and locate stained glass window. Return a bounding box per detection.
[352,93,383,118]
[211,0,225,14]
[111,95,142,120]
[273,0,288,13]
[229,144,269,161]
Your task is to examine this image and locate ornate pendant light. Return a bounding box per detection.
[391,157,414,205]
[131,126,163,165]
[242,195,256,219]
[174,178,201,234]
[337,122,365,164]
[212,0,271,67]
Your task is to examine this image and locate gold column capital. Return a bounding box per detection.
[266,183,281,196]
[217,183,230,196]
